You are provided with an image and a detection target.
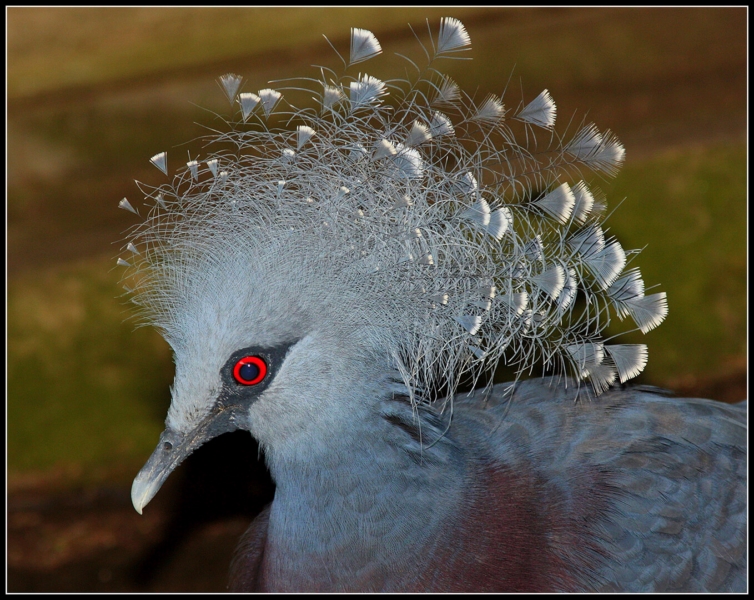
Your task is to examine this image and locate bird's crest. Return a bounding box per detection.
[118,17,667,405]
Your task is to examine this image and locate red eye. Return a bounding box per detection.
[233,356,267,385]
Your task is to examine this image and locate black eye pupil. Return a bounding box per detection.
[239,362,260,381]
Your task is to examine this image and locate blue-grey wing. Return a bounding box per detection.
[455,381,746,592]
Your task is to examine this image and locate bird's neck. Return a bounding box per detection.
[259,397,469,591]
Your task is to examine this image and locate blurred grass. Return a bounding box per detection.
[609,142,747,383]
[8,260,173,481]
[7,7,746,487]
[7,7,483,99]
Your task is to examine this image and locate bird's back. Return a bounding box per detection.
[448,380,747,591]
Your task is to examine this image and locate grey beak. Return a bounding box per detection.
[131,403,241,514]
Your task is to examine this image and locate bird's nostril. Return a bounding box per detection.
[163,442,173,451]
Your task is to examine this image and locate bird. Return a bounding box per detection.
[120,17,746,592]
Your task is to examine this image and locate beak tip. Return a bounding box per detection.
[131,474,152,515]
[132,494,145,515]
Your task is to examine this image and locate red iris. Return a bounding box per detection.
[233,356,267,385]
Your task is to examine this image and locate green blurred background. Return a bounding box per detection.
[7,6,746,589]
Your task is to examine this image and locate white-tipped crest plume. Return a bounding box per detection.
[118,17,667,403]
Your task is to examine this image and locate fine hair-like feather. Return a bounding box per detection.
[118,17,667,406]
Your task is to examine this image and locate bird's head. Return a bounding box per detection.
[129,222,405,513]
[122,18,667,513]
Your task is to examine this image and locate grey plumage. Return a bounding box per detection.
[227,381,745,592]
[122,17,746,592]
